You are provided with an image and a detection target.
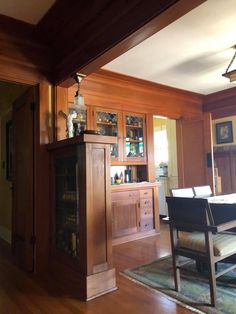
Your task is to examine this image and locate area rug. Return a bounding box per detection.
[122,256,236,314]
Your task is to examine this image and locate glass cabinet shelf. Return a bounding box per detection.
[96,110,119,158]
[54,156,79,258]
[125,114,144,159]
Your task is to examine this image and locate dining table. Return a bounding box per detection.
[207,193,236,225]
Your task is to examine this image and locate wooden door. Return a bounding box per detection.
[111,191,139,238]
[12,86,36,271]
[112,200,139,237]
[176,118,206,187]
[214,151,236,194]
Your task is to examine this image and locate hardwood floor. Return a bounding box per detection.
[0,223,194,314]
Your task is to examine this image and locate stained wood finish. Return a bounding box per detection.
[0,223,195,314]
[0,14,52,84]
[47,136,117,300]
[38,0,205,84]
[176,118,206,187]
[70,70,203,119]
[34,83,52,273]
[203,86,236,119]
[214,151,236,194]
[111,183,160,244]
[12,86,35,271]
[0,0,205,85]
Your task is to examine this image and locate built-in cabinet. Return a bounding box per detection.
[90,107,146,164]
[59,99,147,165]
[47,134,117,300]
[111,183,160,245]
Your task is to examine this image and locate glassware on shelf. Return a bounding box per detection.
[54,156,79,258]
[71,108,87,136]
[96,110,119,158]
[125,114,144,158]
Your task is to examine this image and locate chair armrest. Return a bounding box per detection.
[216,220,236,232]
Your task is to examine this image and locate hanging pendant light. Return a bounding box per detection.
[222,46,236,83]
[73,73,86,108]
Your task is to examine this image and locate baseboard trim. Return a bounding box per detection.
[0,226,11,244]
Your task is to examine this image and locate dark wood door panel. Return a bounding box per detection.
[12,86,36,272]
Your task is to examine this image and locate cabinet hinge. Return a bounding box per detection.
[30,102,36,111]
[30,235,36,245]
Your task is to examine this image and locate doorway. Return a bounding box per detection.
[0,80,35,271]
[153,115,178,217]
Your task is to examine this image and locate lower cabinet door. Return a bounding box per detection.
[112,199,139,237]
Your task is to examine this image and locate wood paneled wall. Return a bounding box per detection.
[0,14,52,85]
[203,87,236,119]
[59,70,205,186]
[68,70,203,119]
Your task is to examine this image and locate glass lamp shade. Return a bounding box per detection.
[74,91,86,110]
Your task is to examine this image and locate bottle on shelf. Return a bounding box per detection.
[114,172,121,184]
[120,171,124,184]
[125,167,132,183]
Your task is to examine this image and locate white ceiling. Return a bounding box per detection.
[103,0,236,95]
[0,0,55,25]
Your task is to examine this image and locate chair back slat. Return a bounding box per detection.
[193,185,212,198]
[166,196,214,229]
[170,188,194,198]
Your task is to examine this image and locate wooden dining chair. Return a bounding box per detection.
[170,187,194,198]
[166,196,236,306]
[193,185,212,198]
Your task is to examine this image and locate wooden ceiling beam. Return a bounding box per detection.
[37,0,206,86]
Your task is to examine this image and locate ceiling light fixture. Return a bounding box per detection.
[73,73,86,109]
[222,46,236,83]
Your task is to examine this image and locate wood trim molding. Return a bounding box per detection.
[203,86,236,119]
[76,70,203,119]
[0,14,53,84]
[40,0,206,85]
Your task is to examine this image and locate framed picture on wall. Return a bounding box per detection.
[216,121,233,144]
[6,120,13,181]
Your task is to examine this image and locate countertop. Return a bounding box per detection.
[111,181,160,191]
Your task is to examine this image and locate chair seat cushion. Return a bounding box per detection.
[178,232,236,256]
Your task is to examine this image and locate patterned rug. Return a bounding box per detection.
[123,255,236,314]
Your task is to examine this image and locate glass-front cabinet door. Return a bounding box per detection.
[71,108,87,136]
[94,108,122,161]
[124,112,146,162]
[54,155,79,258]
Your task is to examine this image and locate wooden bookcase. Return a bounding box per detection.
[47,134,117,300]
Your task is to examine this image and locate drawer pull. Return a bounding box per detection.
[144,192,148,195]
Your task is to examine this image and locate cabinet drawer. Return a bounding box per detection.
[112,191,139,201]
[140,218,154,231]
[140,189,152,199]
[140,207,153,218]
[140,198,153,209]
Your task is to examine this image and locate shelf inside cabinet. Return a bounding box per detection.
[97,121,117,126]
[126,139,143,143]
[126,124,143,129]
[73,118,86,123]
